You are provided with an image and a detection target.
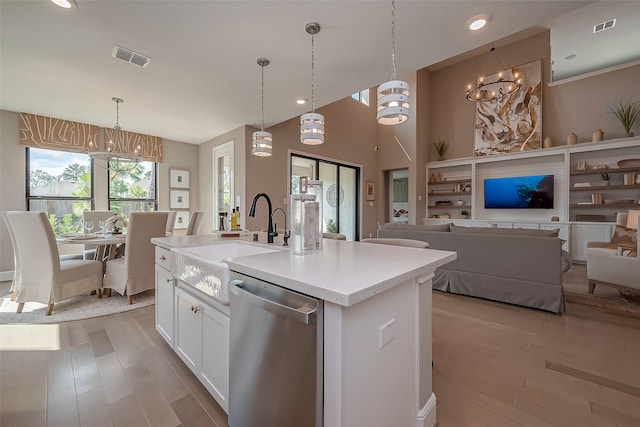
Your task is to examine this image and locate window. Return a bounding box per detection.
[26,147,93,234]
[351,89,370,106]
[290,154,360,241]
[108,160,157,215]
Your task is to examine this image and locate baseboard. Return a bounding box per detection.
[417,393,437,427]
[0,270,14,283]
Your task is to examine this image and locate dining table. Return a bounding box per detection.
[56,232,127,264]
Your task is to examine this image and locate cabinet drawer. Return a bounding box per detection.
[155,247,172,271]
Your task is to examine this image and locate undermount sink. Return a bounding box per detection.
[171,241,280,305]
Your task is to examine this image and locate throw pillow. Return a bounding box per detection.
[607,225,638,249]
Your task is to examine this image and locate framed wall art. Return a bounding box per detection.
[473,59,542,156]
[365,181,375,201]
[170,168,190,189]
[174,211,189,230]
[170,190,190,209]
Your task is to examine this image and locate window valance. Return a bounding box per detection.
[19,112,163,163]
[19,113,98,153]
[104,128,163,163]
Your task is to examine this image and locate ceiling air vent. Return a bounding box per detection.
[593,18,616,34]
[112,45,151,68]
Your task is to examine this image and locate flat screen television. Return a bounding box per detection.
[484,175,554,209]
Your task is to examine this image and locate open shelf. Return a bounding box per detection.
[570,184,640,191]
[570,166,640,176]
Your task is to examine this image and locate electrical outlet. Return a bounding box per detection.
[378,318,396,349]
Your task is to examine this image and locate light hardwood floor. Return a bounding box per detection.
[1,274,639,426]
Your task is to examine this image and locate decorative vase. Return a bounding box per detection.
[592,129,604,142]
[601,180,610,186]
[625,132,634,137]
[567,133,578,145]
[543,137,553,148]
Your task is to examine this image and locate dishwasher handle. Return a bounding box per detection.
[228,280,316,325]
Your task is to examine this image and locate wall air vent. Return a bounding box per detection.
[112,45,151,68]
[593,18,616,34]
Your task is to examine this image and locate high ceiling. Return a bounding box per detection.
[1,0,592,145]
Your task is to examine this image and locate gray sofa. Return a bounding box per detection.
[377,223,565,313]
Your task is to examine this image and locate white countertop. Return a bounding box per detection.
[152,235,456,307]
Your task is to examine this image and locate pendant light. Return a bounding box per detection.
[465,42,522,102]
[300,22,325,145]
[252,58,273,157]
[377,0,409,125]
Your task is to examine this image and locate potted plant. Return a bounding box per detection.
[608,98,640,137]
[461,210,469,219]
[433,137,449,161]
[601,172,611,186]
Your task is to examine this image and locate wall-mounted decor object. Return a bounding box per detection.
[473,59,542,156]
[170,190,190,209]
[365,181,375,201]
[169,168,190,189]
[174,211,189,230]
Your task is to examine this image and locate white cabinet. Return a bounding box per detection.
[570,223,615,262]
[174,286,230,413]
[155,247,175,347]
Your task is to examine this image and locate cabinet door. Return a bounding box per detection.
[570,223,614,262]
[175,288,202,373]
[155,265,175,347]
[201,305,230,414]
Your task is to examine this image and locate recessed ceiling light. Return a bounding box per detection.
[296,98,307,105]
[466,14,489,31]
[50,0,77,9]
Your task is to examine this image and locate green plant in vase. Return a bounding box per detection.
[433,137,449,161]
[601,172,611,186]
[608,98,639,137]
[461,210,469,218]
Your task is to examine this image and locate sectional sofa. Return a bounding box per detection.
[377,223,566,313]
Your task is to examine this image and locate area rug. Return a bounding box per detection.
[0,289,155,324]
[565,291,640,315]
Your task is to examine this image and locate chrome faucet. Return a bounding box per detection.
[271,207,289,246]
[249,193,275,243]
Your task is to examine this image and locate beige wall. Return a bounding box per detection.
[427,31,640,159]
[0,109,199,273]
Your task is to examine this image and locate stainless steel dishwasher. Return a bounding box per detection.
[228,271,323,427]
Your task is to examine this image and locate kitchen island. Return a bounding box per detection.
[152,235,455,427]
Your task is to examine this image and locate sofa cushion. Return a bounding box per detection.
[380,222,450,232]
[450,224,559,237]
[607,224,637,249]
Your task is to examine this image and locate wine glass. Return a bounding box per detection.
[98,220,107,233]
[84,220,94,235]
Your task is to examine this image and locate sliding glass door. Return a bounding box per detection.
[290,154,360,241]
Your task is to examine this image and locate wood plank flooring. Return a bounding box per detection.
[1,277,640,426]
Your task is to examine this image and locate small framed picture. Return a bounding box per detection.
[174,211,189,230]
[366,181,375,201]
[170,190,190,209]
[170,168,190,189]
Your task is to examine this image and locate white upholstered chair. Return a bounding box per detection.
[4,211,103,315]
[82,210,115,260]
[586,211,640,294]
[103,212,169,304]
[164,211,177,236]
[186,211,204,236]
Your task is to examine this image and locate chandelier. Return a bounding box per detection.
[466,43,522,102]
[300,22,325,145]
[252,58,273,156]
[377,0,409,125]
[88,97,142,171]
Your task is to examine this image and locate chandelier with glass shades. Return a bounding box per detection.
[88,97,142,171]
[377,0,409,125]
[252,58,273,156]
[466,43,522,102]
[300,22,325,145]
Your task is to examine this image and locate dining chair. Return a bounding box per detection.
[186,211,204,236]
[103,212,169,304]
[165,210,177,236]
[82,210,115,260]
[4,211,103,315]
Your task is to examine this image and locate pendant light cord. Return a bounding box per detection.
[260,64,265,131]
[391,0,397,80]
[311,33,316,113]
